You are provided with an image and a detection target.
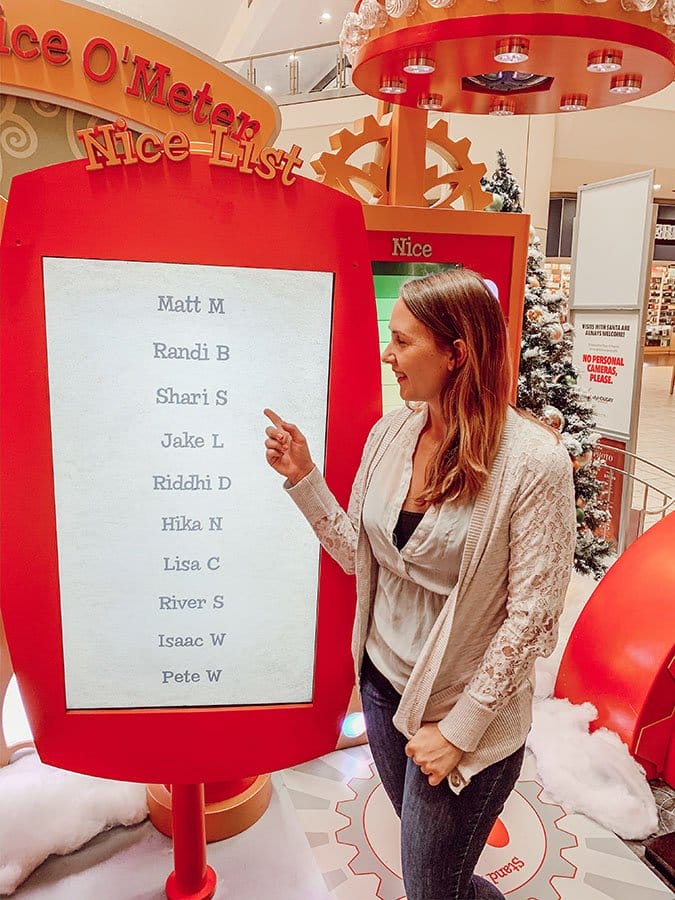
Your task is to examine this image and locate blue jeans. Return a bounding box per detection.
[360,652,525,900]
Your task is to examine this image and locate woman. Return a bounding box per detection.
[264,268,576,900]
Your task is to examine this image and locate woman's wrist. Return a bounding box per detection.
[288,464,314,486]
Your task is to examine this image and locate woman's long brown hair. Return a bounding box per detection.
[400,268,512,504]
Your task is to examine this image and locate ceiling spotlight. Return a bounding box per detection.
[417,93,443,110]
[560,93,588,111]
[609,73,642,94]
[289,53,298,61]
[587,48,623,73]
[494,37,530,64]
[264,85,273,93]
[404,54,435,75]
[380,76,407,95]
[653,184,662,190]
[489,97,516,116]
[321,11,332,21]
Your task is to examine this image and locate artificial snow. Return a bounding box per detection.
[0,750,147,895]
[527,571,657,842]
[527,697,658,840]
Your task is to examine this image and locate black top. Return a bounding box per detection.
[393,508,425,551]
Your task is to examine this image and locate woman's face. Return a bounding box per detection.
[381,298,456,404]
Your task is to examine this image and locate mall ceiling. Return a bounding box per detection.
[83,0,356,101]
[83,0,675,197]
[83,0,355,61]
[84,0,675,103]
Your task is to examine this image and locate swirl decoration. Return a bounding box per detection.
[341,10,369,42]
[340,11,369,63]
[29,100,61,118]
[0,97,38,161]
[359,0,389,28]
[658,0,675,24]
[427,0,457,6]
[384,0,420,16]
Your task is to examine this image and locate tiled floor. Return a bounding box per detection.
[627,780,675,876]
[1,359,674,899]
[284,747,673,900]
[4,743,673,900]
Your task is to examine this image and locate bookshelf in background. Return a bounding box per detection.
[646,263,675,355]
[544,258,571,320]
[546,258,675,355]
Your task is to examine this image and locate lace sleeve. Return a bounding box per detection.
[284,422,382,575]
[438,440,576,752]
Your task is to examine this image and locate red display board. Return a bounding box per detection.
[0,153,381,784]
[363,205,530,396]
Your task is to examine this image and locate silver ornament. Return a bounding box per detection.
[547,322,565,342]
[385,0,419,17]
[359,0,389,28]
[340,12,369,49]
[541,405,566,431]
[662,0,675,25]
[622,0,658,9]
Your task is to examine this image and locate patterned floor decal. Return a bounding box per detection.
[280,747,673,900]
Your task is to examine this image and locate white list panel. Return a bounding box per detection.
[43,258,333,709]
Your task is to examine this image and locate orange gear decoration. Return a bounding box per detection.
[311,113,493,211]
[311,114,392,205]
[424,119,492,210]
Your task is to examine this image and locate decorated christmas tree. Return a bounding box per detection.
[481,148,524,213]
[483,151,613,578]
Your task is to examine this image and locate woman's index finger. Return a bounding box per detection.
[263,408,284,429]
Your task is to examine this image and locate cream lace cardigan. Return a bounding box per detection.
[286,405,576,790]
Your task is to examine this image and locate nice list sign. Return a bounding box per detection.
[0,150,381,784]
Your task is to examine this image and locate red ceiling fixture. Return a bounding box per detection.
[403,53,436,73]
[587,47,624,71]
[417,91,444,108]
[380,75,408,93]
[494,36,530,63]
[340,0,675,114]
[609,71,644,92]
[560,92,589,110]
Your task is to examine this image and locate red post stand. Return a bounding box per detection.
[165,784,217,900]
[148,775,273,843]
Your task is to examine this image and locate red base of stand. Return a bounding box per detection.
[148,775,272,842]
[165,865,217,900]
[165,784,215,899]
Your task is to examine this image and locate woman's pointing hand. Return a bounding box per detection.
[263,408,315,486]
